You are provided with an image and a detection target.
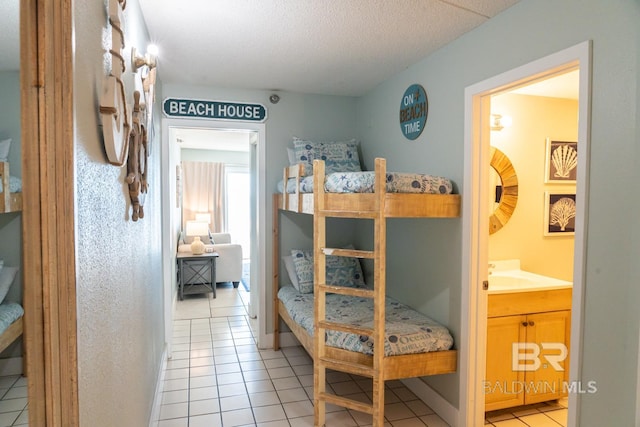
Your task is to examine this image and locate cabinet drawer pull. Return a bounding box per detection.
[528,321,535,326]
[522,321,528,326]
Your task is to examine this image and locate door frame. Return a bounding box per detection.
[460,41,592,426]
[161,118,268,355]
[21,0,79,425]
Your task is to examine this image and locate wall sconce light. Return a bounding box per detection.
[131,46,158,73]
[491,114,512,131]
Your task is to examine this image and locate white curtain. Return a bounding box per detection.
[181,161,225,233]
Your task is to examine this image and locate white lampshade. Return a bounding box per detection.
[195,213,211,224]
[185,221,209,255]
[185,220,209,237]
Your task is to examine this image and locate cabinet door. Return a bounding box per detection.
[524,310,571,404]
[485,315,527,411]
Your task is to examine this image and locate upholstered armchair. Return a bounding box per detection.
[178,232,243,288]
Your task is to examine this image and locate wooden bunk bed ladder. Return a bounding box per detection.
[313,158,388,427]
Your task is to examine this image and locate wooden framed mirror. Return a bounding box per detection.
[488,146,518,234]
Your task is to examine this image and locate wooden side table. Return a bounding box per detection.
[177,252,219,300]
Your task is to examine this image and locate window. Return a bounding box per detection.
[225,166,250,260]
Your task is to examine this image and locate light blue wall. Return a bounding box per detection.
[355,0,639,423]
[74,1,165,425]
[161,84,359,332]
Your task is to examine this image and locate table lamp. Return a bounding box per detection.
[185,220,209,255]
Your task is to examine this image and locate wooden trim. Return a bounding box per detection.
[488,288,572,318]
[22,0,79,425]
[0,319,24,353]
[0,162,23,212]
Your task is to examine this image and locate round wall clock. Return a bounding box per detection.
[399,84,428,140]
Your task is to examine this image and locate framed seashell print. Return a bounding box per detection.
[544,191,576,236]
[545,138,578,183]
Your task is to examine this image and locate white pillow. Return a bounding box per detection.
[0,266,18,304]
[0,139,10,162]
[283,255,300,291]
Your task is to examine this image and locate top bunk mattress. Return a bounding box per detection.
[278,285,454,356]
[277,171,453,195]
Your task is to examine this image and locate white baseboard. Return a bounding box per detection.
[148,346,168,427]
[0,357,22,376]
[403,377,459,426]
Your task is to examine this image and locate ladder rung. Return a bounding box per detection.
[322,248,375,259]
[318,356,374,377]
[318,320,373,337]
[318,391,373,414]
[319,210,377,219]
[318,284,374,298]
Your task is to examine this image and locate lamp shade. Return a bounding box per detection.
[185,220,209,237]
[195,213,211,224]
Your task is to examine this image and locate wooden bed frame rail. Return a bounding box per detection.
[0,162,23,213]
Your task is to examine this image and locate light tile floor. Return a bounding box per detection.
[484,399,568,426]
[0,375,28,426]
[160,283,569,427]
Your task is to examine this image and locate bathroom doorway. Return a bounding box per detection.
[461,42,591,426]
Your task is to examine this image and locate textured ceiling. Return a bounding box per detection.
[138,0,520,96]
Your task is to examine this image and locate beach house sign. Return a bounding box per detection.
[163,98,267,122]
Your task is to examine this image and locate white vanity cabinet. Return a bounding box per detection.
[485,288,571,411]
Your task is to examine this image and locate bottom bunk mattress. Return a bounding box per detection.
[278,285,454,356]
[0,302,23,335]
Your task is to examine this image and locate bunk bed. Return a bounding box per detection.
[0,162,22,213]
[273,156,461,427]
[0,160,24,354]
[0,264,24,355]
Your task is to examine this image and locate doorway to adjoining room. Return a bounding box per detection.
[176,127,255,316]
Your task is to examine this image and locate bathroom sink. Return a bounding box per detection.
[488,270,572,294]
[489,275,536,289]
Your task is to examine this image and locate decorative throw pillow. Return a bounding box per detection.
[291,250,314,293]
[291,248,366,294]
[0,266,18,304]
[282,255,300,291]
[0,139,10,162]
[292,138,361,177]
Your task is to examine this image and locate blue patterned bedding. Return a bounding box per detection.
[0,176,22,193]
[277,171,453,195]
[0,302,23,335]
[278,285,454,356]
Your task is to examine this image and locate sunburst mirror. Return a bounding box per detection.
[488,146,518,234]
